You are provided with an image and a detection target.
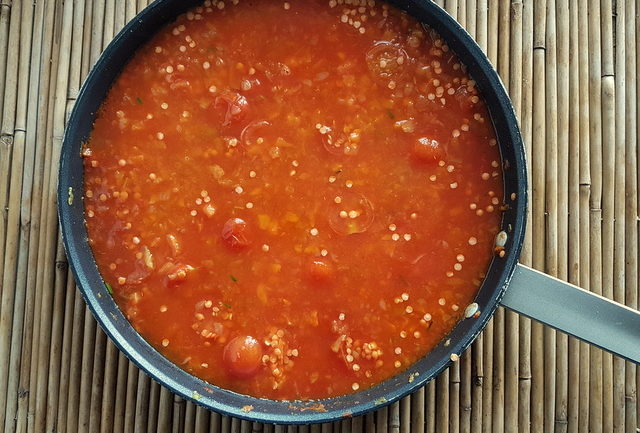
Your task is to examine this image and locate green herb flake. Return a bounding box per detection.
[105,282,113,294]
[374,397,388,405]
[67,187,74,205]
[229,275,238,282]
[386,109,395,120]
[136,97,143,105]
[223,303,232,309]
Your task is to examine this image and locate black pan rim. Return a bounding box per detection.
[58,0,527,424]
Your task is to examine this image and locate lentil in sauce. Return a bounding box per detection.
[83,0,504,400]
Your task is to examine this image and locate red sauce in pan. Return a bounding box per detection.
[83,0,503,400]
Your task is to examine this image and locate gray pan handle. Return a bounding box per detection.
[500,263,640,364]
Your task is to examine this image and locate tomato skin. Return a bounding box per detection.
[223,335,263,377]
[306,259,336,284]
[215,91,249,126]
[411,137,445,163]
[221,218,251,250]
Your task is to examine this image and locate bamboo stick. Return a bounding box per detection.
[114,0,125,33]
[389,400,400,433]
[90,0,104,65]
[113,352,129,433]
[104,0,115,44]
[184,401,196,433]
[319,422,330,433]
[44,4,77,430]
[505,2,522,432]
[450,362,460,433]
[476,0,487,52]
[460,349,471,433]
[13,20,48,429]
[0,0,27,427]
[437,369,450,433]
[173,395,185,433]
[466,0,477,39]
[587,0,603,430]
[624,1,638,432]
[57,1,88,429]
[0,6,23,426]
[44,241,71,432]
[446,0,458,20]
[135,370,151,432]
[544,5,559,433]
[100,341,120,433]
[487,0,498,63]
[30,0,72,430]
[566,1,581,432]
[470,334,482,433]
[457,0,465,28]
[599,2,615,432]
[554,1,570,431]
[158,383,173,433]
[531,2,546,433]
[5,3,49,433]
[77,311,97,433]
[209,409,221,433]
[146,380,161,433]
[89,329,108,433]
[124,359,140,433]
[517,1,533,433]
[399,396,410,433]
[239,419,250,433]
[426,379,436,433]
[0,0,11,121]
[80,0,93,79]
[576,0,591,431]
[126,0,137,22]
[364,411,374,433]
[375,404,387,433]
[411,386,425,433]
[611,2,627,433]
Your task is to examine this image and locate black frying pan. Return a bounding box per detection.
[58,0,640,424]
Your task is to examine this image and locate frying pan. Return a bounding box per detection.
[57,0,640,424]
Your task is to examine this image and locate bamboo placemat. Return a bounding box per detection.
[0,0,638,432]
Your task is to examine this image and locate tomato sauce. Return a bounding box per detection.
[83,0,504,400]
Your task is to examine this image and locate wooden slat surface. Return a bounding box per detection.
[0,1,638,431]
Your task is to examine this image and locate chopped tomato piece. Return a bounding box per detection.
[221,218,251,249]
[215,91,249,126]
[411,137,445,163]
[306,259,336,284]
[223,335,263,377]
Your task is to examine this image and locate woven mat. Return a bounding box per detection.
[0,0,638,432]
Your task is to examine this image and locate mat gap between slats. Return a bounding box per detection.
[0,1,637,432]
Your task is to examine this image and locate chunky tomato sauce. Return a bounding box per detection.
[83,0,503,400]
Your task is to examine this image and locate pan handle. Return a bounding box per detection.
[499,263,640,364]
